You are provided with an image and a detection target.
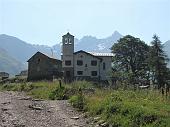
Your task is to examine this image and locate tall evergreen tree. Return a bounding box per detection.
[149,34,169,89]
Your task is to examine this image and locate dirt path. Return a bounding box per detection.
[0,91,90,127]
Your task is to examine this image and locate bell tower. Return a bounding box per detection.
[61,32,74,82]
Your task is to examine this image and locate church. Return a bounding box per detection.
[27,32,113,82]
[61,32,114,82]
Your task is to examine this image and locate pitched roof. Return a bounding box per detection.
[88,52,114,57]
[27,51,61,62]
[62,32,74,37]
[74,50,102,60]
[0,72,9,76]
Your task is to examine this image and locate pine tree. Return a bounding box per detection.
[149,34,169,90]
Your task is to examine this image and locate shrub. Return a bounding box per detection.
[69,93,85,111]
[49,86,69,100]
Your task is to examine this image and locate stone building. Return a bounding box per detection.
[15,70,28,78]
[20,70,28,76]
[61,33,113,82]
[27,52,62,81]
[0,72,9,80]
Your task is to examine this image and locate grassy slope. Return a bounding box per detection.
[83,89,170,126]
[0,81,170,127]
[0,48,25,75]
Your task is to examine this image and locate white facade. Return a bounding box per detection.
[98,56,113,80]
[74,51,101,80]
[61,33,113,81]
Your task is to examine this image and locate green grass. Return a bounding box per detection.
[83,89,170,127]
[0,81,60,99]
[0,81,170,126]
[0,80,93,100]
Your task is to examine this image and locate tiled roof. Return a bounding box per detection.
[27,51,61,62]
[88,52,114,57]
[74,50,102,60]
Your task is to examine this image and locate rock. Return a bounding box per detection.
[2,119,6,122]
[100,122,109,127]
[32,99,44,101]
[97,120,105,125]
[71,116,79,120]
[94,124,100,127]
[47,110,52,113]
[1,101,11,105]
[28,105,43,110]
[94,116,101,121]
[1,107,8,111]
[19,97,32,100]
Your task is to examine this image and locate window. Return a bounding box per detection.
[65,38,68,44]
[77,71,83,75]
[91,60,97,66]
[37,58,41,64]
[91,71,97,76]
[68,38,72,44]
[77,60,83,66]
[65,38,72,44]
[103,62,106,70]
[65,60,71,66]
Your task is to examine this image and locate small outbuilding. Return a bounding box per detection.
[27,52,62,81]
[15,70,28,78]
[0,72,9,80]
[20,70,28,76]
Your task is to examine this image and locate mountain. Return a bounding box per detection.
[0,34,57,75]
[164,40,170,54]
[0,31,122,75]
[75,31,122,52]
[32,44,58,58]
[0,34,37,63]
[0,34,57,63]
[0,47,25,75]
[164,40,170,67]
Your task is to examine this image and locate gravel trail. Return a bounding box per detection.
[0,91,90,127]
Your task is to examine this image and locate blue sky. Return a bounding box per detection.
[0,0,170,46]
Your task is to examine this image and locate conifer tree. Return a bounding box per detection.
[149,34,169,90]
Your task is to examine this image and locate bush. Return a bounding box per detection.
[49,86,69,100]
[69,93,85,111]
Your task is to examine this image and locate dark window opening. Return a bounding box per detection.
[91,71,97,76]
[85,64,87,67]
[37,58,41,64]
[91,60,97,66]
[77,60,83,66]
[103,62,106,70]
[77,71,83,75]
[65,38,68,44]
[68,38,72,44]
[65,60,71,66]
